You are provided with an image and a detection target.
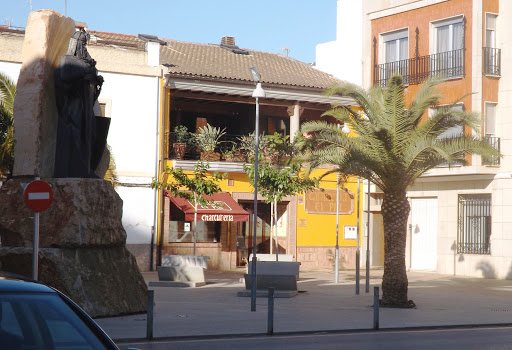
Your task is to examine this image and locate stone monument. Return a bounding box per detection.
[0,10,147,317]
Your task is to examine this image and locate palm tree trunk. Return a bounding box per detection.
[380,190,414,307]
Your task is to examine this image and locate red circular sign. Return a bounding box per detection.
[24,180,53,212]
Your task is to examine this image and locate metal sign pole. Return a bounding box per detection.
[32,175,40,280]
[33,211,39,280]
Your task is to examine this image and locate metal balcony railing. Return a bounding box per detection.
[482,135,500,166]
[374,48,465,87]
[483,47,501,76]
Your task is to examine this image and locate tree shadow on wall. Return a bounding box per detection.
[476,260,497,279]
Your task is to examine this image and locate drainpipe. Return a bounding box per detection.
[157,72,169,268]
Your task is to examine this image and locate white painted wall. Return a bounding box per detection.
[0,61,21,82]
[0,61,159,246]
[99,72,159,245]
[315,0,363,85]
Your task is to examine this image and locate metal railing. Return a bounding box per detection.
[457,194,492,255]
[482,135,500,166]
[483,47,501,76]
[374,48,465,87]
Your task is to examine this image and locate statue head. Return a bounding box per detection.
[66,29,93,63]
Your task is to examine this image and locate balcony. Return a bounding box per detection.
[167,131,295,167]
[483,47,501,76]
[482,135,500,166]
[374,48,465,87]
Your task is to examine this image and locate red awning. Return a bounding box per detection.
[164,191,249,222]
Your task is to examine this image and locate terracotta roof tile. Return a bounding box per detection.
[0,26,340,90]
[160,39,340,89]
[88,31,145,50]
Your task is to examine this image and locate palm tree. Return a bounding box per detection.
[0,72,16,179]
[299,75,499,307]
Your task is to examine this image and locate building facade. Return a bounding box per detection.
[1,17,365,271]
[319,0,511,279]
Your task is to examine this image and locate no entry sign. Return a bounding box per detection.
[24,180,53,212]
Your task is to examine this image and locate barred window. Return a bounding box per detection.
[457,194,492,254]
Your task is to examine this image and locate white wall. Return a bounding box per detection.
[99,72,160,245]
[315,0,363,85]
[0,61,21,83]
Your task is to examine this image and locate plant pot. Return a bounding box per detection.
[224,152,246,162]
[172,143,186,160]
[200,151,221,161]
[263,151,280,164]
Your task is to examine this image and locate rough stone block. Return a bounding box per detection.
[13,10,75,177]
[0,247,147,317]
[0,178,126,248]
[157,266,205,283]
[161,255,209,269]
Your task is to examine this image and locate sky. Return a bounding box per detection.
[2,0,337,64]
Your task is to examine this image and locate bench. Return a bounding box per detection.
[243,274,297,291]
[248,254,294,262]
[243,260,301,293]
[247,260,301,280]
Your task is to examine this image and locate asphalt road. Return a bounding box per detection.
[118,326,512,349]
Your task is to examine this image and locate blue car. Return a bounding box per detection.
[0,272,136,350]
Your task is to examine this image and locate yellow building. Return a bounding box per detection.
[156,36,363,270]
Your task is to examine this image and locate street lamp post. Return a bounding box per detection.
[249,66,265,311]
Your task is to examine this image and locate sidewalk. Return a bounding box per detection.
[95,268,512,340]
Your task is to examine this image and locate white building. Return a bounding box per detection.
[0,26,162,271]
[318,0,512,279]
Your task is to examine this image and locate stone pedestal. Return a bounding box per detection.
[0,178,147,317]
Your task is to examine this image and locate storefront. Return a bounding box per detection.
[161,188,296,270]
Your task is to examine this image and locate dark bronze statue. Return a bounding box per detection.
[54,29,109,178]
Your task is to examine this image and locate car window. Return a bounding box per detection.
[0,292,112,350]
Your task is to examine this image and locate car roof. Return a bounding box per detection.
[0,272,55,293]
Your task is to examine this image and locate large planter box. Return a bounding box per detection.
[247,261,301,280]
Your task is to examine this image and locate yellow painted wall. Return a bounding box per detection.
[162,160,363,249]
[296,169,362,247]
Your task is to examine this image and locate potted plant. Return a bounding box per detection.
[238,132,270,160]
[222,143,246,162]
[194,124,226,161]
[263,132,293,164]
[172,125,190,160]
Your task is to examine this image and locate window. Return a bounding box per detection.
[484,14,500,76]
[457,194,492,254]
[434,104,464,140]
[432,17,464,77]
[380,29,409,84]
[485,103,497,136]
[383,30,408,63]
[168,220,225,243]
[483,102,500,166]
[432,104,464,167]
[485,14,497,48]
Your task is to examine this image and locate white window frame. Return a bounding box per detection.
[485,13,498,48]
[484,102,497,137]
[430,15,464,54]
[380,28,409,64]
